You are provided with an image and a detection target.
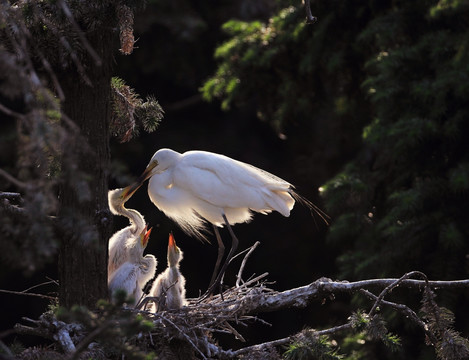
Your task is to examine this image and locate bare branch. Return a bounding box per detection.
[360,288,438,344]
[236,241,260,287]
[236,276,469,315]
[153,312,208,359]
[0,192,22,201]
[304,0,318,24]
[0,289,56,301]
[368,271,428,317]
[0,169,29,189]
[0,102,25,119]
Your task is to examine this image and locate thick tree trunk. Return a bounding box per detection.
[58,30,115,308]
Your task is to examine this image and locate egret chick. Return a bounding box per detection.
[149,233,186,312]
[108,185,146,280]
[127,148,328,294]
[108,227,157,306]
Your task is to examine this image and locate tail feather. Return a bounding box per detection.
[290,189,331,226]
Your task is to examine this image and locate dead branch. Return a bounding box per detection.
[233,276,469,315]
[236,241,260,287]
[0,170,29,190]
[9,262,469,359]
[14,313,82,354]
[0,289,56,301]
[116,4,135,55]
[304,0,318,24]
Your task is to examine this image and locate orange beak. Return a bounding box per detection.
[168,232,176,249]
[141,226,153,248]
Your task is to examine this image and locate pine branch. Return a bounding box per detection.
[57,0,102,66]
[116,4,135,55]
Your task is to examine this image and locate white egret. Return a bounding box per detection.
[108,185,146,280]
[149,232,187,312]
[108,226,157,305]
[127,148,328,293]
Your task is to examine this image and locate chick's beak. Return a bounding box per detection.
[121,183,140,200]
[141,226,153,248]
[168,232,176,249]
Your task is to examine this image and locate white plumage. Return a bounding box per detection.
[144,148,296,238]
[128,148,326,293]
[149,233,186,312]
[108,186,146,281]
[108,227,157,306]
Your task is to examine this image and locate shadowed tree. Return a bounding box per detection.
[0,1,162,309]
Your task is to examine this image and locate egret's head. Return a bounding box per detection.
[108,185,139,214]
[128,149,180,195]
[167,232,183,267]
[139,225,153,249]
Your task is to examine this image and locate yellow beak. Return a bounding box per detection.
[125,161,158,198]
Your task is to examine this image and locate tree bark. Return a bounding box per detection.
[58,29,115,309]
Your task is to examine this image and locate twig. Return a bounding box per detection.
[360,288,438,344]
[304,0,318,24]
[0,168,29,189]
[0,289,56,301]
[22,280,59,294]
[236,241,260,287]
[368,271,428,317]
[45,277,60,287]
[156,314,207,360]
[0,340,14,357]
[224,323,352,358]
[0,102,25,119]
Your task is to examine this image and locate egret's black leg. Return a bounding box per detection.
[205,214,239,297]
[209,225,225,288]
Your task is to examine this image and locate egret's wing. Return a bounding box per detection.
[108,228,132,278]
[138,255,157,288]
[108,262,139,302]
[175,151,294,211]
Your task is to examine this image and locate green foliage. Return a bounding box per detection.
[110,77,163,143]
[349,311,401,353]
[420,288,469,360]
[202,0,372,139]
[322,0,469,284]
[203,4,469,355]
[284,329,343,360]
[205,0,469,285]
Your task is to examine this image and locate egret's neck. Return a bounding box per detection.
[168,266,181,283]
[120,206,145,234]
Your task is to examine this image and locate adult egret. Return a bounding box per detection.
[149,232,187,312]
[127,148,328,293]
[108,227,157,305]
[108,185,146,280]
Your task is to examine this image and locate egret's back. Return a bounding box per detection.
[146,149,298,239]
